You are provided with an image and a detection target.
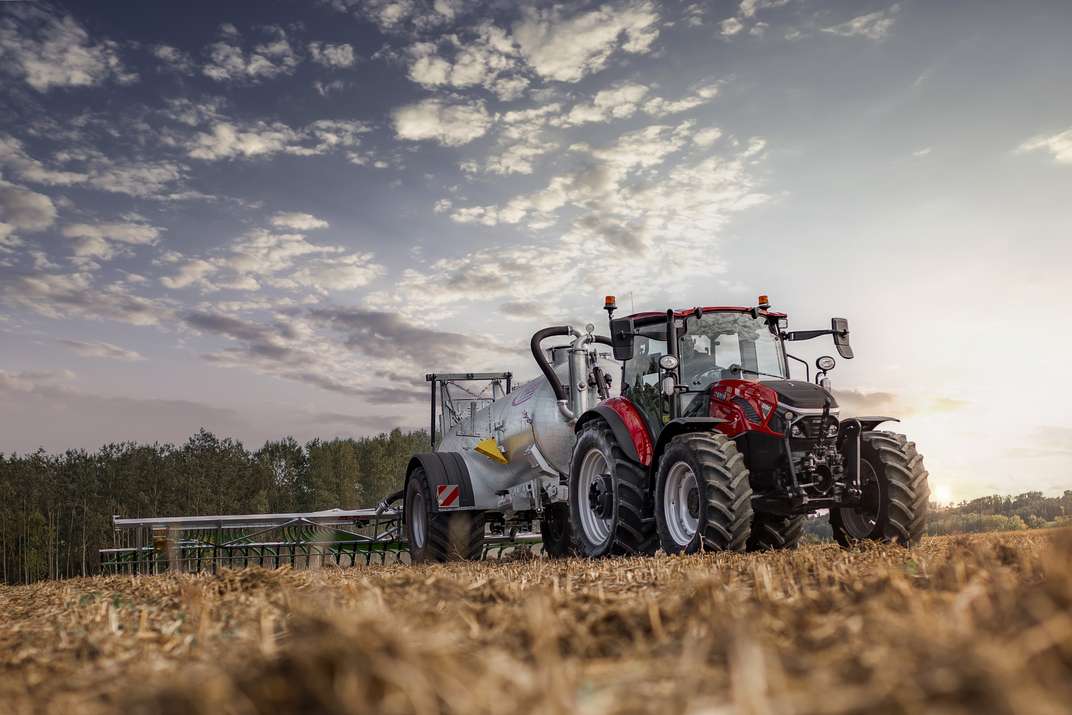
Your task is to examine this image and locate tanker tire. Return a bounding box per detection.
[830,431,929,548]
[540,501,576,558]
[655,432,753,554]
[569,421,656,558]
[405,468,485,563]
[747,512,804,551]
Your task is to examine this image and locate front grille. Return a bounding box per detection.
[733,397,760,423]
[792,415,839,440]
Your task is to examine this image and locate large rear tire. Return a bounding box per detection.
[569,421,657,558]
[830,431,929,547]
[747,512,804,551]
[405,468,485,563]
[655,432,753,554]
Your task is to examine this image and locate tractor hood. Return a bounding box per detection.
[761,380,838,411]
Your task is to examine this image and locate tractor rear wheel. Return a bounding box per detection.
[830,431,929,547]
[655,432,753,554]
[405,468,485,563]
[539,501,575,558]
[569,421,657,558]
[747,513,804,551]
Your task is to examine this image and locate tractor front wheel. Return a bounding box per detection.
[405,468,485,563]
[655,432,753,554]
[830,431,929,547]
[569,421,656,558]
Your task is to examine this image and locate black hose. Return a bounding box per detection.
[376,489,404,515]
[530,326,575,402]
[593,335,612,348]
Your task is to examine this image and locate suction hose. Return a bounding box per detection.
[530,325,578,420]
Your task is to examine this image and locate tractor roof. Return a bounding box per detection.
[625,306,788,322]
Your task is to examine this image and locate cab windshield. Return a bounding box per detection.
[679,312,787,390]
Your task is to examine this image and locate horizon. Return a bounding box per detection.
[1,0,1071,502]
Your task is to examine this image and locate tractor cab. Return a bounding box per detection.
[611,305,792,436]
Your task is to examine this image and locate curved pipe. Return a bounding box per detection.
[530,325,577,419]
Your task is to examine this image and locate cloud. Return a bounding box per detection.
[558,83,650,126]
[308,41,357,68]
[720,17,745,37]
[1018,128,1072,165]
[160,259,219,290]
[1,135,187,198]
[152,44,195,74]
[393,97,491,146]
[0,6,136,91]
[512,1,660,83]
[406,22,527,100]
[822,5,899,41]
[834,388,969,418]
[202,25,301,82]
[61,222,161,245]
[0,179,57,241]
[289,254,385,292]
[56,338,145,362]
[0,272,170,326]
[183,118,371,161]
[328,0,459,34]
[270,212,330,230]
[0,369,246,454]
[377,123,769,323]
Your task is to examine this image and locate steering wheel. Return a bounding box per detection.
[690,367,726,386]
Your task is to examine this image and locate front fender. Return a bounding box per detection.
[855,415,900,432]
[651,417,726,469]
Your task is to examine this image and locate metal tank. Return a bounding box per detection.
[433,325,620,514]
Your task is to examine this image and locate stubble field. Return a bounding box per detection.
[1,530,1069,715]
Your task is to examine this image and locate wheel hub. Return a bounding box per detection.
[588,475,614,519]
[686,487,699,519]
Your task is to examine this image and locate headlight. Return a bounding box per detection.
[658,354,679,370]
[826,424,839,437]
[816,355,836,372]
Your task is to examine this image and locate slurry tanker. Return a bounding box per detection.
[402,296,929,561]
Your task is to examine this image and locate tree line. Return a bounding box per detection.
[0,428,429,585]
[801,490,1072,543]
[3,427,1070,585]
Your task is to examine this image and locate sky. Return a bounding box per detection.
[1,0,1070,502]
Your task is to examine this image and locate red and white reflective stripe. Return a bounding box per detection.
[436,484,460,508]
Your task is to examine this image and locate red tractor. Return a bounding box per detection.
[567,296,930,557]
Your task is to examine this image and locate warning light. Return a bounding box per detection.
[757,294,771,309]
[604,295,618,317]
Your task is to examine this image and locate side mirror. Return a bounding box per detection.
[609,317,634,361]
[831,318,853,359]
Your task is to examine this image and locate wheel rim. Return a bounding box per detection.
[576,447,613,547]
[410,490,427,548]
[839,459,880,538]
[664,461,700,547]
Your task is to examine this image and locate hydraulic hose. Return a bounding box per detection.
[530,325,577,419]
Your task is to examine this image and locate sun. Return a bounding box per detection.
[932,483,955,506]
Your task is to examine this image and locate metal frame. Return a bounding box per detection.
[102,506,544,574]
[426,372,512,450]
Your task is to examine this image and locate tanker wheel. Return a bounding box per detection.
[540,501,576,558]
[405,468,485,563]
[830,431,929,547]
[747,512,804,551]
[655,432,753,554]
[569,421,657,558]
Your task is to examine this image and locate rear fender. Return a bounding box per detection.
[405,452,476,512]
[651,417,727,471]
[575,399,653,466]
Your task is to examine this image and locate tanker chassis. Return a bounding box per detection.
[400,297,929,561]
